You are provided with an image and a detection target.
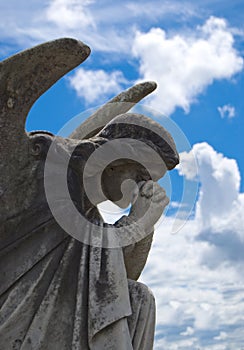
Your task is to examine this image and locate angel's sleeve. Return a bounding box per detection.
[114,215,154,281]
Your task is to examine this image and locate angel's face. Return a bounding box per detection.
[101,160,152,208]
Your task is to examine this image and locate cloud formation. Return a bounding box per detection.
[179,142,241,232]
[97,141,244,348]
[0,3,243,116]
[132,17,243,115]
[0,0,199,53]
[142,216,244,349]
[68,67,126,105]
[218,104,236,119]
[46,0,95,30]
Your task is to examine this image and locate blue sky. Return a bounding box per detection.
[1,1,244,349]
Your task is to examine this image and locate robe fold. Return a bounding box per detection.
[0,206,155,349]
[0,137,155,349]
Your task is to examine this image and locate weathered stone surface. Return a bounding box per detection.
[0,38,90,222]
[0,38,179,349]
[69,81,157,139]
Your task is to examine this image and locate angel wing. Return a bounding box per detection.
[0,39,90,171]
[69,81,157,139]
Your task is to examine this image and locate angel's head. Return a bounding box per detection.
[92,113,179,208]
[100,159,149,207]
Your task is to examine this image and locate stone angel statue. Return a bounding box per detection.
[0,39,179,350]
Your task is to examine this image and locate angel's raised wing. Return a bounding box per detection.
[0,38,90,181]
[69,81,157,140]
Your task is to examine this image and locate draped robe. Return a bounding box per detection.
[0,136,155,350]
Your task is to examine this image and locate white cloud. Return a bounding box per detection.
[68,68,127,104]
[46,0,95,30]
[177,143,244,269]
[180,326,195,336]
[132,17,243,115]
[214,332,228,340]
[0,5,243,113]
[177,150,199,180]
[140,142,244,349]
[179,142,241,232]
[0,1,199,53]
[0,0,131,53]
[142,214,244,349]
[218,104,236,118]
[97,200,129,224]
[125,1,197,21]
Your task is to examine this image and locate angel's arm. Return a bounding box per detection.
[123,228,154,281]
[115,181,169,280]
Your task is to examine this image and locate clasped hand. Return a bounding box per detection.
[129,180,169,233]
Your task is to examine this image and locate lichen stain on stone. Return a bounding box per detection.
[7,97,14,109]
